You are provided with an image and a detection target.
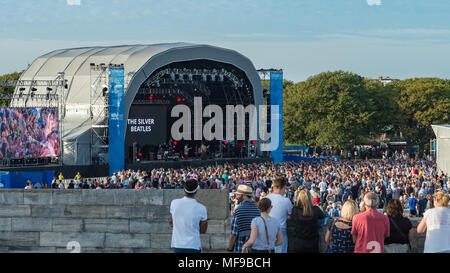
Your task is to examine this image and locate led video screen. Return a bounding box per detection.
[0,108,59,159]
[126,105,168,148]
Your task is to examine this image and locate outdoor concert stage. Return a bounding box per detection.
[0,157,271,181]
[11,43,273,175]
[0,43,285,189]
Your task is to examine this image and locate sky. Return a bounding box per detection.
[0,0,449,82]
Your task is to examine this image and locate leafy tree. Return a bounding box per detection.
[0,71,23,106]
[283,79,294,89]
[391,78,450,148]
[284,71,380,148]
[364,79,400,136]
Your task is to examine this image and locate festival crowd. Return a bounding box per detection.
[24,150,449,253]
[43,151,448,209]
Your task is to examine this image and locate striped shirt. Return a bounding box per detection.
[231,199,260,252]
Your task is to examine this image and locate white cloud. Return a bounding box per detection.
[366,0,382,6]
[66,0,81,6]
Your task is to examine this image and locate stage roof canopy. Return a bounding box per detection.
[14,43,263,165]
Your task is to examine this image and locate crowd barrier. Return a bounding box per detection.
[0,171,55,189]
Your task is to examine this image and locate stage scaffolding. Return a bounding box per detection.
[89,63,110,165]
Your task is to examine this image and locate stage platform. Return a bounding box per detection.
[0,157,272,179]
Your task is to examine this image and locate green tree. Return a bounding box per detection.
[284,71,380,148]
[392,78,450,148]
[364,79,400,136]
[0,71,23,106]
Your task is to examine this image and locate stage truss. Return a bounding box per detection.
[89,63,110,165]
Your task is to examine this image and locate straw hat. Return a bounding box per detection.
[236,184,253,196]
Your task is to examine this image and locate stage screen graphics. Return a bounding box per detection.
[126,105,168,155]
[0,108,59,159]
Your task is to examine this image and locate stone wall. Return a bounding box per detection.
[0,189,230,253]
[0,189,425,253]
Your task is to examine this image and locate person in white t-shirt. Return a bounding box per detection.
[417,190,450,253]
[169,179,208,253]
[319,180,327,204]
[266,177,293,253]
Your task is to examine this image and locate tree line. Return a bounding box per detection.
[284,71,450,150]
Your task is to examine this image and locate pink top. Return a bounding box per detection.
[351,209,390,253]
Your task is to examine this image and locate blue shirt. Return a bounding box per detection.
[408,198,418,210]
[329,207,340,217]
[418,199,427,212]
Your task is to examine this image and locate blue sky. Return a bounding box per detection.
[0,0,449,82]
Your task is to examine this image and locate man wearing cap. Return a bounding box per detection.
[169,179,208,253]
[227,184,260,253]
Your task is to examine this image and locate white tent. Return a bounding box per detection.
[432,125,450,175]
[14,43,263,165]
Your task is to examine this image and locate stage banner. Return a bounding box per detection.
[108,67,125,176]
[270,71,283,163]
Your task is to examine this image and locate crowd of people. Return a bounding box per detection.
[23,151,450,253]
[29,152,448,211]
[169,175,449,254]
[0,107,59,159]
